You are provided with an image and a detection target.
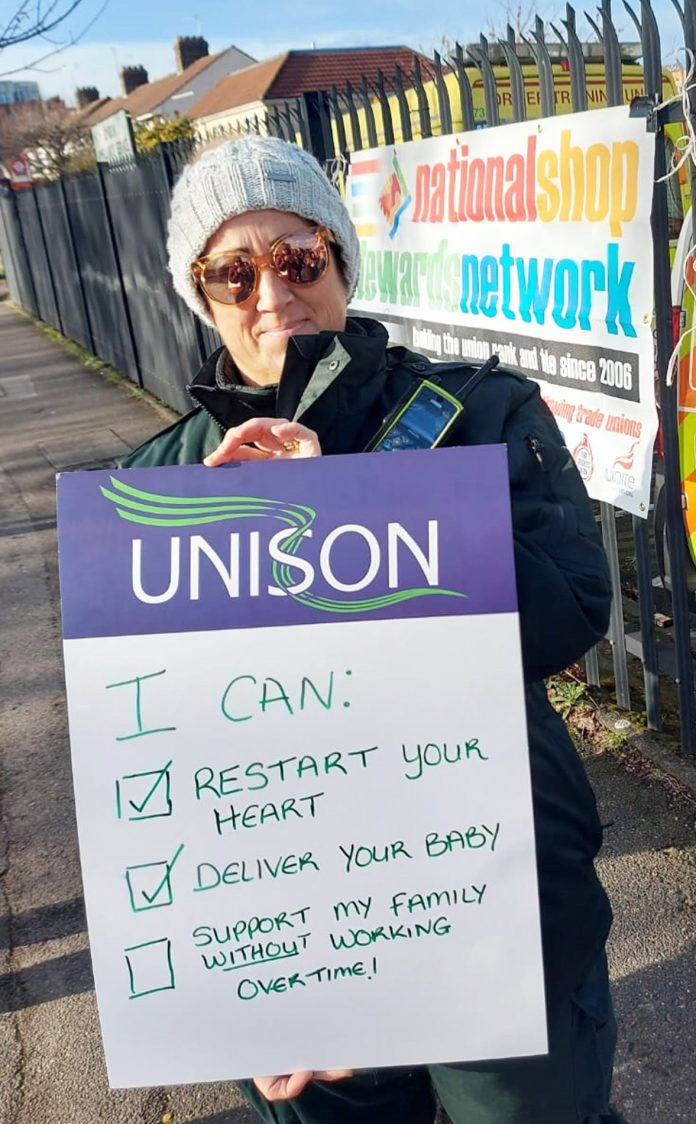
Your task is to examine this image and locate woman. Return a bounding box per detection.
[122,135,620,1124]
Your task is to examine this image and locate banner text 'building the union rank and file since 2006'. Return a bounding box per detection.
[347,106,658,517]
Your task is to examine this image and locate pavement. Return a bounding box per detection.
[0,294,694,1124]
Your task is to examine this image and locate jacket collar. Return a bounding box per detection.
[187,317,392,453]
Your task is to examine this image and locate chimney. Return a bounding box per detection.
[120,65,149,96]
[76,86,100,109]
[174,36,209,73]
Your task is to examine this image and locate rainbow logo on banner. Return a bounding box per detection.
[378,154,412,237]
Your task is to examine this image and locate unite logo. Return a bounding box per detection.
[604,440,639,493]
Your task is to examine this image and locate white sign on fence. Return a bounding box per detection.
[91,109,135,167]
[347,106,658,517]
[58,448,546,1087]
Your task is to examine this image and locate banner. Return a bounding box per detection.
[58,449,546,1087]
[347,106,657,517]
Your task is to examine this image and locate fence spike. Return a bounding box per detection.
[451,42,476,131]
[330,86,349,158]
[561,4,588,113]
[393,65,413,142]
[523,18,556,118]
[360,76,378,148]
[433,50,453,136]
[497,25,527,122]
[375,69,396,146]
[412,57,433,138]
[466,35,500,127]
[344,81,363,150]
[585,3,623,107]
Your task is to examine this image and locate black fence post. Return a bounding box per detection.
[451,43,476,132]
[593,1,661,726]
[393,66,413,142]
[375,71,396,146]
[498,26,527,123]
[556,4,588,114]
[412,58,432,138]
[523,17,556,119]
[313,91,336,161]
[433,51,453,136]
[359,78,378,149]
[591,0,623,107]
[555,3,631,707]
[345,82,363,150]
[95,161,143,387]
[57,176,96,355]
[31,187,64,335]
[6,188,39,318]
[467,36,500,127]
[330,89,350,160]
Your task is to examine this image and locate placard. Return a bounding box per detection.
[57,447,546,1087]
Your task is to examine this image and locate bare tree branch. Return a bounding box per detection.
[0,1,85,49]
[0,0,109,79]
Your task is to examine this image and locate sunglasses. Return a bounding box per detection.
[192,226,333,307]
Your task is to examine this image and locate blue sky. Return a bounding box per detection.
[0,0,685,105]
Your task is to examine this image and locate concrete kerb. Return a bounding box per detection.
[565,696,696,810]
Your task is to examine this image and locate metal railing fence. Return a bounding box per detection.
[0,0,694,750]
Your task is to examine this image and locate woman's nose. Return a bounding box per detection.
[255,264,294,311]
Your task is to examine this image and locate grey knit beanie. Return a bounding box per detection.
[167,135,360,326]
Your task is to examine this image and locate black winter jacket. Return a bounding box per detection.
[122,317,613,996]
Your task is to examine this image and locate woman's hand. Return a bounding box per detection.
[253,1069,353,1102]
[203,418,321,466]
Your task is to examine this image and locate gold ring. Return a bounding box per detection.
[282,439,300,452]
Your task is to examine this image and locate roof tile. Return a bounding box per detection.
[189,54,288,120]
[191,47,430,122]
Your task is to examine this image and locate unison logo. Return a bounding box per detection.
[100,477,465,614]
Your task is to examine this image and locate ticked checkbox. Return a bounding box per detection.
[125,844,184,912]
[124,937,175,999]
[116,760,173,821]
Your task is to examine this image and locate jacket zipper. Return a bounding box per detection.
[186,384,227,433]
[526,434,547,471]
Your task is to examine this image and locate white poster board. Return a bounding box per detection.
[347,106,657,517]
[58,447,546,1087]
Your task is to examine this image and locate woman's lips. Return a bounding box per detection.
[259,320,313,338]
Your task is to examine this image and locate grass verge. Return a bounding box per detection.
[34,320,178,424]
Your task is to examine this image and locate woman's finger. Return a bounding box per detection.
[270,422,321,458]
[204,417,321,465]
[253,1071,314,1101]
[204,444,271,465]
[204,418,289,465]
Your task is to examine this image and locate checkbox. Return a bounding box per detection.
[125,845,184,912]
[116,760,173,821]
[124,937,175,999]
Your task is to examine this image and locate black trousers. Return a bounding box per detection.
[238,952,618,1124]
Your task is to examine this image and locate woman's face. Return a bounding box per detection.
[201,209,349,386]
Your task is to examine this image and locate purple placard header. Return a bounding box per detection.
[57,446,517,640]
